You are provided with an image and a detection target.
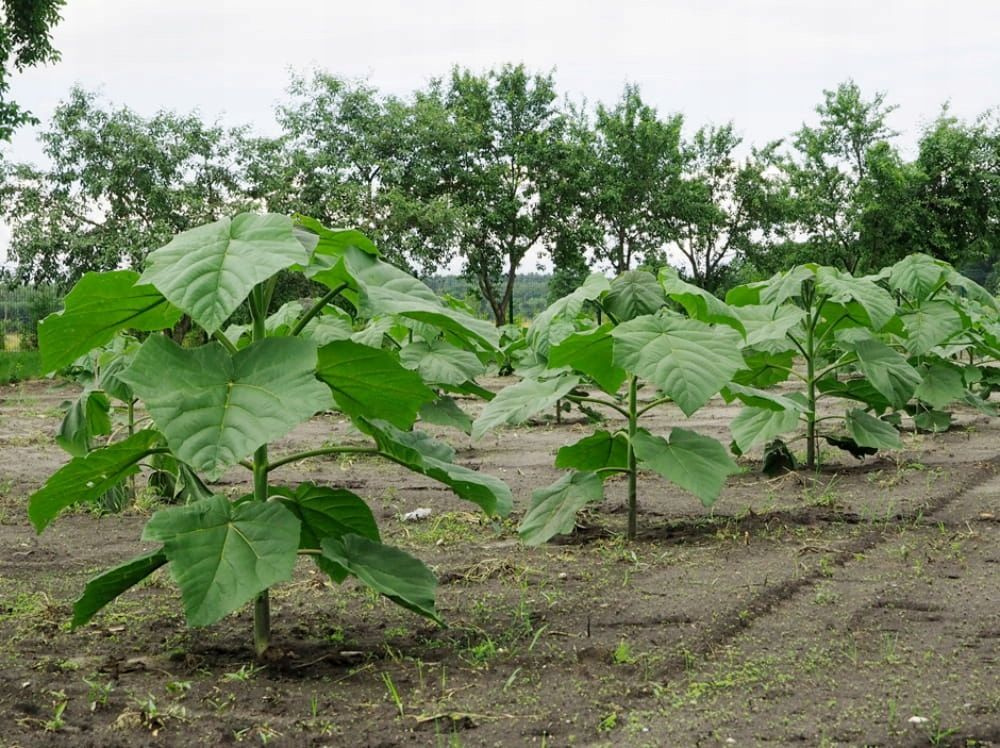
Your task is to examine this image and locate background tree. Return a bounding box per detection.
[912,110,1000,279]
[1,0,64,140]
[418,64,568,325]
[244,73,461,275]
[780,80,899,273]
[585,83,685,275]
[672,124,789,293]
[1,87,248,286]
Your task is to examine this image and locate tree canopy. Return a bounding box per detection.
[0,0,65,140]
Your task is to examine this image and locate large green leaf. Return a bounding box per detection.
[361,419,512,516]
[526,273,609,355]
[886,254,949,300]
[37,271,182,372]
[399,339,486,387]
[321,534,441,623]
[730,404,802,454]
[815,267,895,331]
[733,349,796,389]
[899,301,965,355]
[658,267,745,334]
[301,313,355,346]
[273,483,379,583]
[851,338,921,408]
[737,304,806,353]
[844,409,901,450]
[548,324,627,395]
[121,336,330,479]
[631,428,739,507]
[57,389,111,456]
[611,312,744,416]
[418,395,473,434]
[757,265,816,306]
[143,495,301,627]
[519,471,604,546]
[555,430,629,472]
[315,247,498,350]
[139,213,309,334]
[297,217,379,259]
[317,340,435,429]
[817,376,892,411]
[472,374,580,440]
[914,363,967,409]
[72,549,168,628]
[721,383,806,412]
[28,429,162,532]
[947,269,997,311]
[604,270,666,322]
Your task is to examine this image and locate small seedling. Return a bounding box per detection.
[83,676,114,711]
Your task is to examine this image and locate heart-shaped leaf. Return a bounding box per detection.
[519,471,604,546]
[140,213,309,333]
[38,271,182,372]
[143,495,301,626]
[321,534,440,623]
[122,336,331,479]
[631,428,739,506]
[317,340,435,429]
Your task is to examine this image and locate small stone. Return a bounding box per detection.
[402,508,433,522]
[908,715,929,725]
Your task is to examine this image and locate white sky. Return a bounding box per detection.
[2,0,1000,266]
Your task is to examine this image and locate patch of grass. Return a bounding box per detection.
[0,351,41,384]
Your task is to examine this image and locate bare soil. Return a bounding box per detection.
[0,378,997,747]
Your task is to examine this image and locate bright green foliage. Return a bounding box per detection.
[122,336,331,479]
[29,213,510,656]
[37,271,182,372]
[724,255,994,466]
[478,267,742,544]
[72,550,168,629]
[140,214,309,333]
[29,429,163,531]
[143,496,301,627]
[321,534,440,623]
[317,340,434,429]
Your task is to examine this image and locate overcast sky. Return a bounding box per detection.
[3,0,1000,262]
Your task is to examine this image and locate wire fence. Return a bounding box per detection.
[0,285,62,352]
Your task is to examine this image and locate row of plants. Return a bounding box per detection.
[476,254,999,543]
[27,213,999,655]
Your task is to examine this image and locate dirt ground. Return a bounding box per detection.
[0,377,997,747]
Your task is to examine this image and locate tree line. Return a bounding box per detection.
[2,66,999,324]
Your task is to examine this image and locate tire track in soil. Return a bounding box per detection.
[649,453,1000,679]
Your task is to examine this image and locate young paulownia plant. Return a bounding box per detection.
[30,213,511,657]
[473,269,745,543]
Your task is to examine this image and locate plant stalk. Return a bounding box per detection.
[250,284,272,658]
[805,302,818,470]
[626,376,638,540]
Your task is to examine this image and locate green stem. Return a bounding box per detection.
[250,284,271,659]
[626,376,638,541]
[805,306,818,470]
[564,394,629,419]
[290,283,349,337]
[267,446,379,473]
[127,398,136,500]
[213,330,239,355]
[636,396,673,417]
[252,443,270,659]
